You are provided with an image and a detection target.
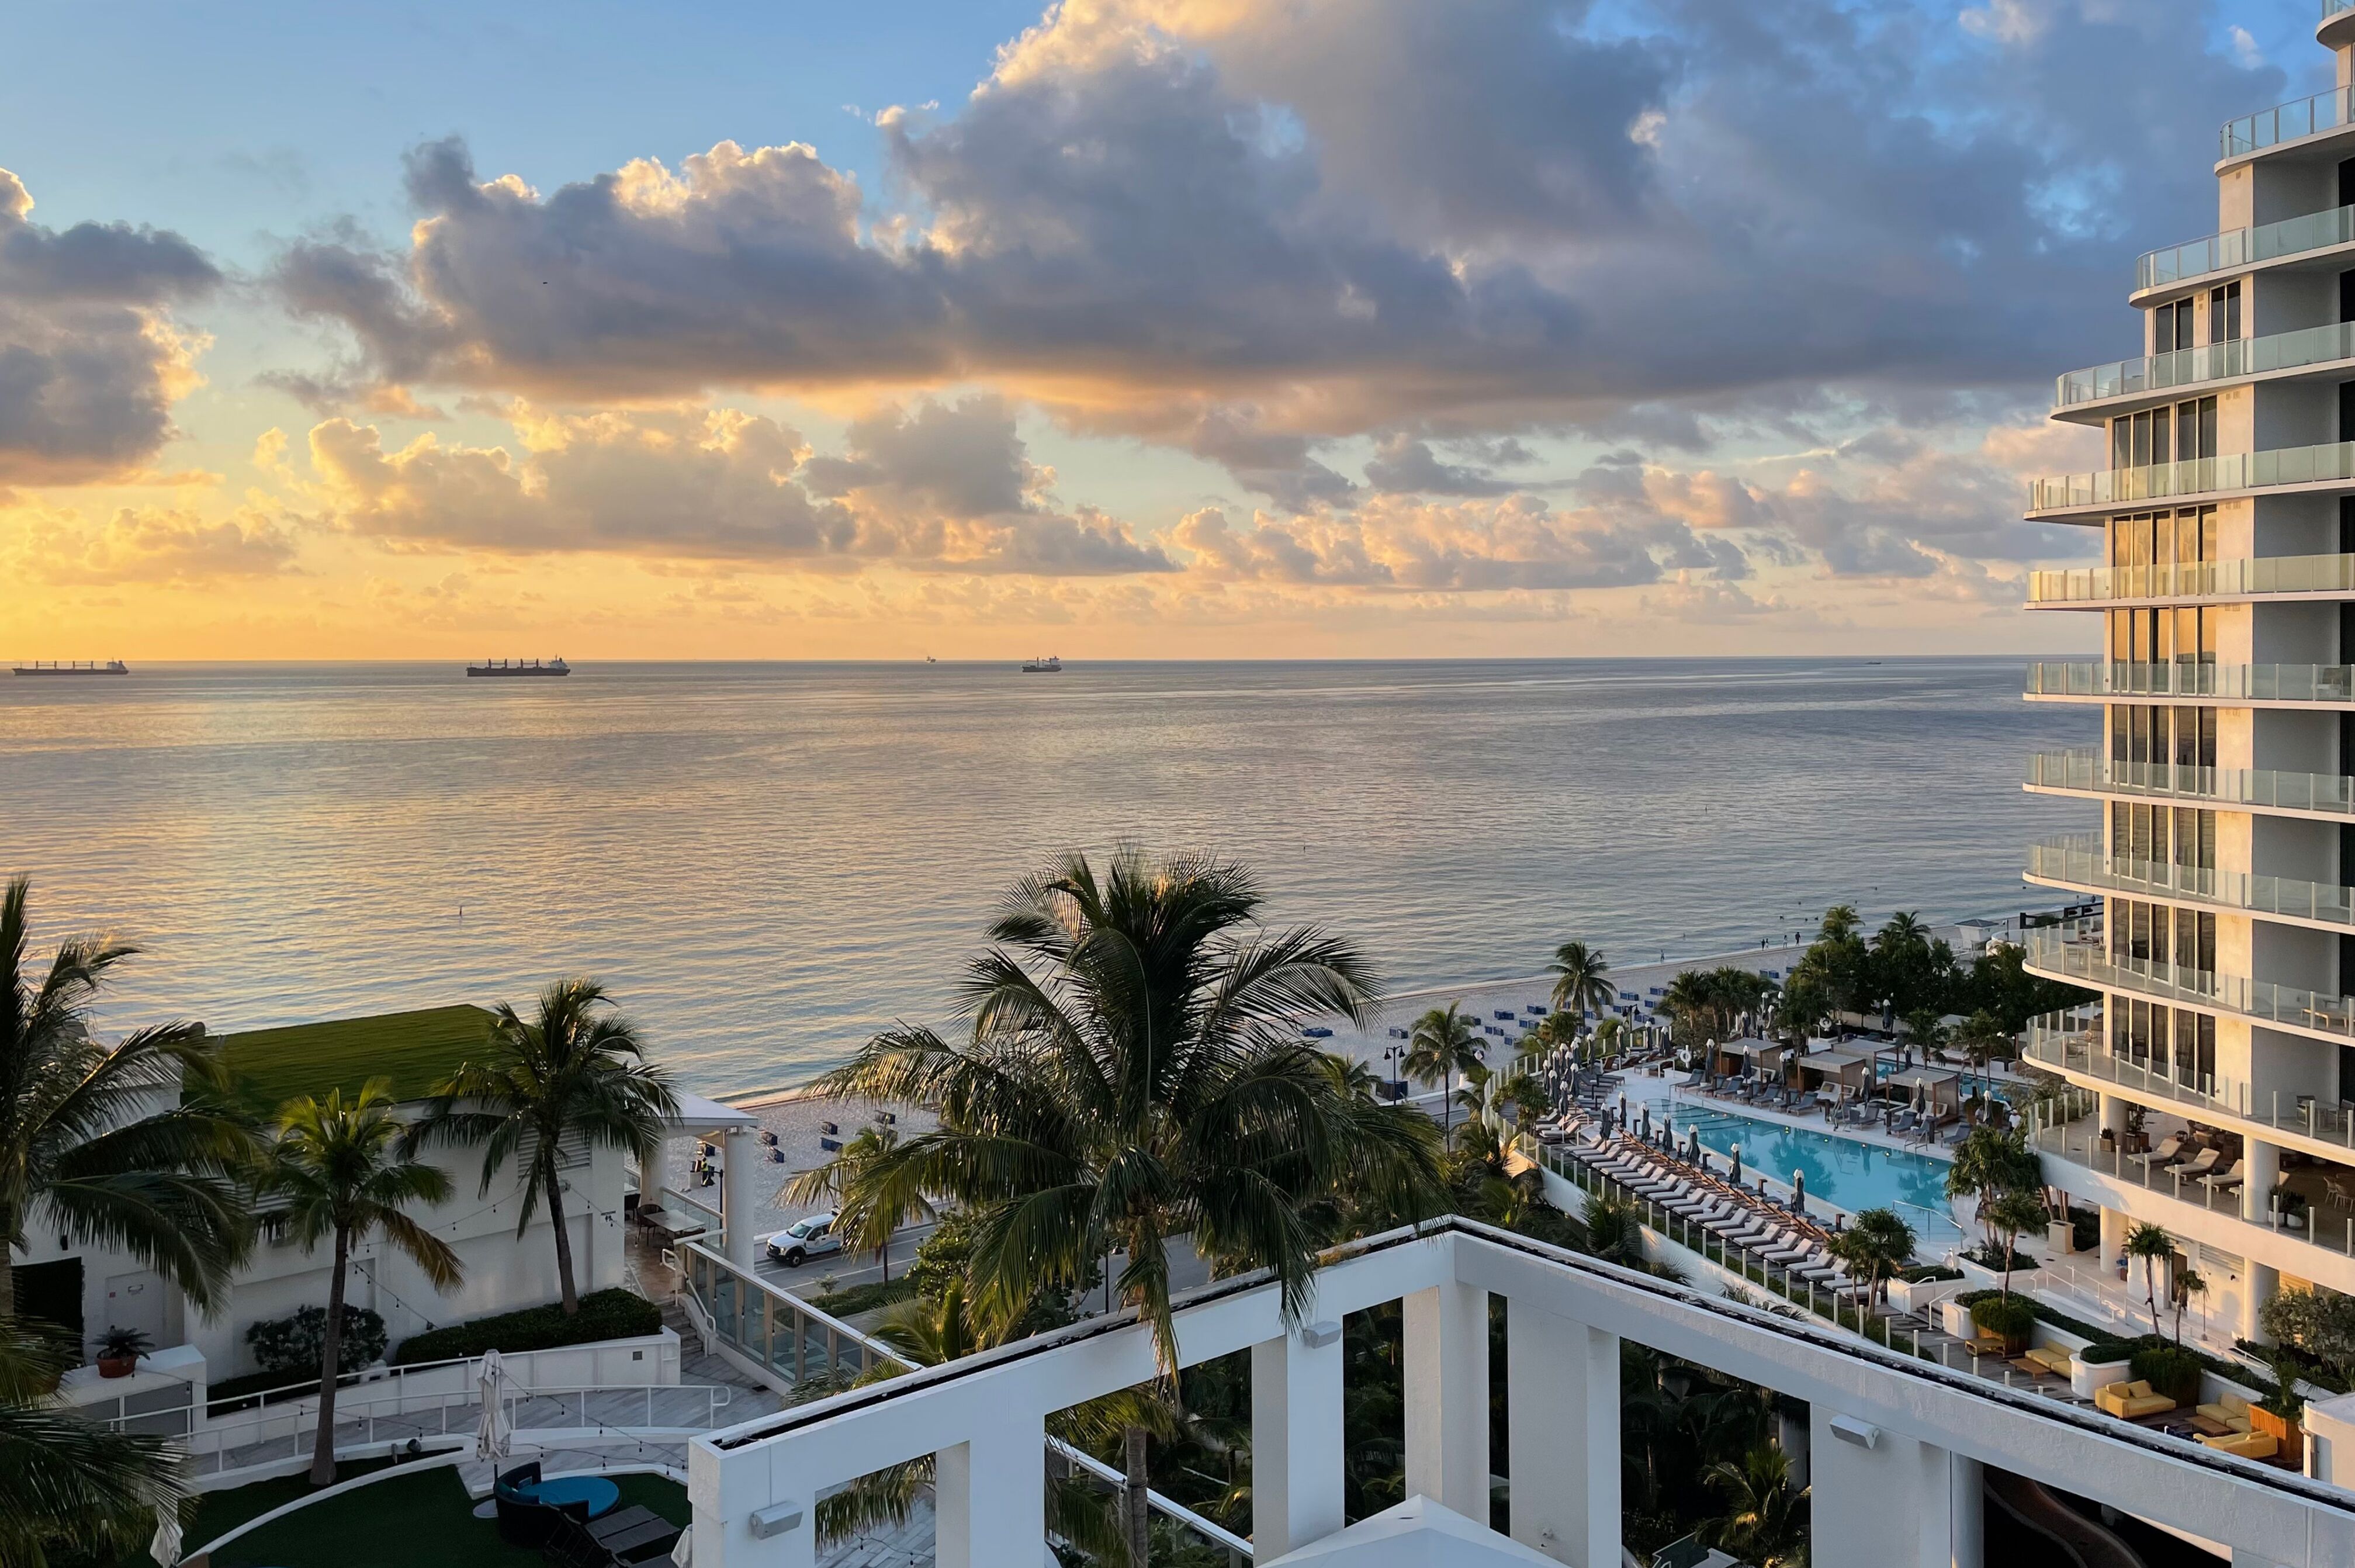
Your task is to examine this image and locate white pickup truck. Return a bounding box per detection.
[766,1210,844,1268]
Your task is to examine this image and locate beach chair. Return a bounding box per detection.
[2172,1147,2225,1183]
[2128,1133,2186,1170]
[2196,1158,2244,1192]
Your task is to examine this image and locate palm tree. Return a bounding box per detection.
[1982,1188,2049,1302]
[1827,1207,1915,1317]
[1404,1003,1484,1134]
[0,1313,191,1567]
[1699,1442,1809,1568]
[805,847,1446,1567]
[408,978,677,1316]
[2126,1221,2174,1339]
[1944,1126,2040,1255]
[1819,904,1861,943]
[0,877,253,1325]
[786,1123,931,1282]
[1878,911,1929,947]
[1547,942,1613,1031]
[1588,1015,1625,1065]
[260,1081,461,1485]
[1954,1009,2011,1069]
[2179,1269,2207,1344]
[1660,971,1714,1050]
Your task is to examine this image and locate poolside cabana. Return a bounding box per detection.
[1712,1037,1787,1081]
[1883,1066,1962,1119]
[1793,1045,1872,1099]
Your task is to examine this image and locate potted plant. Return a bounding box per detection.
[2253,1350,2308,1446]
[1970,1293,2038,1356]
[95,1326,151,1379]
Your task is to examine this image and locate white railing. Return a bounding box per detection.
[2030,440,2355,513]
[2025,749,2355,818]
[2020,927,2355,1045]
[2027,552,2355,605]
[2058,320,2355,408]
[2222,83,2355,159]
[2136,200,2355,292]
[2027,831,2355,930]
[2022,1012,2355,1149]
[2022,661,2355,704]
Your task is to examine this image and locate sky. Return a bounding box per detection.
[0,0,2329,660]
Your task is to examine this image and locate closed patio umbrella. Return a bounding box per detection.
[149,1505,182,1567]
[476,1347,512,1462]
[1729,1143,1742,1185]
[1791,1169,1805,1213]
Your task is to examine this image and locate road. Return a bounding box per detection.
[751,1218,1211,1316]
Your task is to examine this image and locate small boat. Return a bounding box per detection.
[467,657,570,678]
[13,660,127,676]
[1021,655,1062,673]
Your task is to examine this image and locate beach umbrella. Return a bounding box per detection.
[1639,1104,1651,1141]
[149,1505,182,1567]
[475,1348,512,1462]
[1792,1169,1806,1213]
[1729,1143,1742,1185]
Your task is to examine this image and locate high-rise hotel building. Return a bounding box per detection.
[2021,4,2355,1343]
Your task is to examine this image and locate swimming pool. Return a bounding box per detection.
[1618,1085,1965,1248]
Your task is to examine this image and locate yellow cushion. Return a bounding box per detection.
[2198,1429,2278,1459]
[2128,1380,2156,1398]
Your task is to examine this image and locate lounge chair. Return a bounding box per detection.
[2197,1159,2245,1192]
[2128,1134,2186,1169]
[2094,1379,2176,1419]
[2172,1148,2225,1183]
[2199,1428,2278,1459]
[2020,1346,2073,1379]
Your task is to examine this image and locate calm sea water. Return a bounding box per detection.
[0,659,2086,1096]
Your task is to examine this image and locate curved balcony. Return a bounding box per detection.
[2055,320,2355,415]
[2222,83,2355,161]
[2138,200,2355,293]
[2025,1014,2355,1165]
[2026,748,2355,821]
[2024,662,2355,706]
[2027,552,2355,607]
[2020,928,2355,1050]
[2027,832,2355,934]
[2027,441,2355,518]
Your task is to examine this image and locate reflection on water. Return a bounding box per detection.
[1647,1095,1965,1246]
[0,657,2084,1095]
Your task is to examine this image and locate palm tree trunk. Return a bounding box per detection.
[1124,1422,1149,1566]
[1443,1068,1453,1134]
[310,1228,350,1487]
[546,1156,579,1316]
[0,1200,15,1320]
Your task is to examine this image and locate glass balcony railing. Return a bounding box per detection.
[2026,747,2355,817]
[2222,84,2355,160]
[2022,1075,2355,1255]
[2020,928,2355,1046]
[2328,0,2355,26]
[2027,832,2355,929]
[2137,201,2355,292]
[2028,441,2355,513]
[2055,320,2355,409]
[2028,552,2355,604]
[2023,661,2355,703]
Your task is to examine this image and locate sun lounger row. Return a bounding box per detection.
[1573,1139,1854,1288]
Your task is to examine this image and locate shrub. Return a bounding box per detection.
[247,1306,387,1376]
[2129,1344,2203,1406]
[1969,1296,2037,1339]
[2077,1340,2134,1366]
[809,1276,916,1318]
[1959,1242,2039,1273]
[390,1288,660,1366]
[2259,1289,2355,1387]
[1896,1265,1963,1285]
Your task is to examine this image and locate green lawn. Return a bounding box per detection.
[215,1004,499,1107]
[201,1466,687,1568]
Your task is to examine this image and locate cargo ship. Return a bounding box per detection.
[467,657,570,677]
[13,660,128,676]
[1021,655,1062,673]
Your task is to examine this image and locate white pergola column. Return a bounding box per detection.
[1251,1320,1345,1559]
[1505,1302,1619,1568]
[935,1410,1045,1568]
[1403,1280,1490,1521]
[722,1126,760,1271]
[1812,1411,1980,1568]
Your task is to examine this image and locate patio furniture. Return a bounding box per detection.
[527,1476,621,1519]
[2020,1347,2073,1379]
[2172,1147,2225,1182]
[493,1462,592,1548]
[2128,1134,2185,1170]
[2198,1428,2280,1460]
[2197,1159,2245,1192]
[2094,1380,2176,1420]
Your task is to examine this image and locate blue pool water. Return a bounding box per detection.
[1622,1088,1965,1248]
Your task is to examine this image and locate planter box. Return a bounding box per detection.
[2047,1220,2079,1255]
[2074,1354,2133,1401]
[2252,1405,2303,1446]
[1888,1275,1963,1315]
[1940,1300,1975,1339]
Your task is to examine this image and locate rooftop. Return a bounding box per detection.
[215,1003,498,1108]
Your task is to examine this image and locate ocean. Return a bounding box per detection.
[0,658,2086,1096]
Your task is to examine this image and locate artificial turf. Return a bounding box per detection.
[203,1466,688,1568]
[213,1004,499,1108]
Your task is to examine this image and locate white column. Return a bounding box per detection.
[1252,1322,1345,1559]
[936,1411,1045,1568]
[1506,1303,1619,1568]
[2241,1138,2279,1224]
[1813,1413,1979,1568]
[2098,1204,2127,1272]
[1947,1455,1984,1568]
[1403,1280,1490,1521]
[722,1126,760,1271]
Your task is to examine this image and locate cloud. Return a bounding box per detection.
[1362,434,1517,497]
[5,503,297,584]
[1172,491,1744,592]
[0,168,220,483]
[300,398,1174,574]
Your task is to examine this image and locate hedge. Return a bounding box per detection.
[809,1276,916,1318]
[390,1288,662,1366]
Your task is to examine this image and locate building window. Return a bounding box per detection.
[2210,281,2242,344]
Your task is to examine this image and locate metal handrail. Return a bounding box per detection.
[2136,200,2355,293]
[2022,662,2355,704]
[2029,439,2355,513]
[2056,320,2355,409]
[2024,749,2355,818]
[2027,552,2355,605]
[2222,83,2355,160]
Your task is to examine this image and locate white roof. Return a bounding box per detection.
[1799,1047,1870,1071]
[1717,1037,1785,1058]
[663,1089,760,1135]
[1887,1067,1959,1091]
[1263,1497,1557,1567]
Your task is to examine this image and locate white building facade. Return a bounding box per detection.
[2022,2,2355,1345]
